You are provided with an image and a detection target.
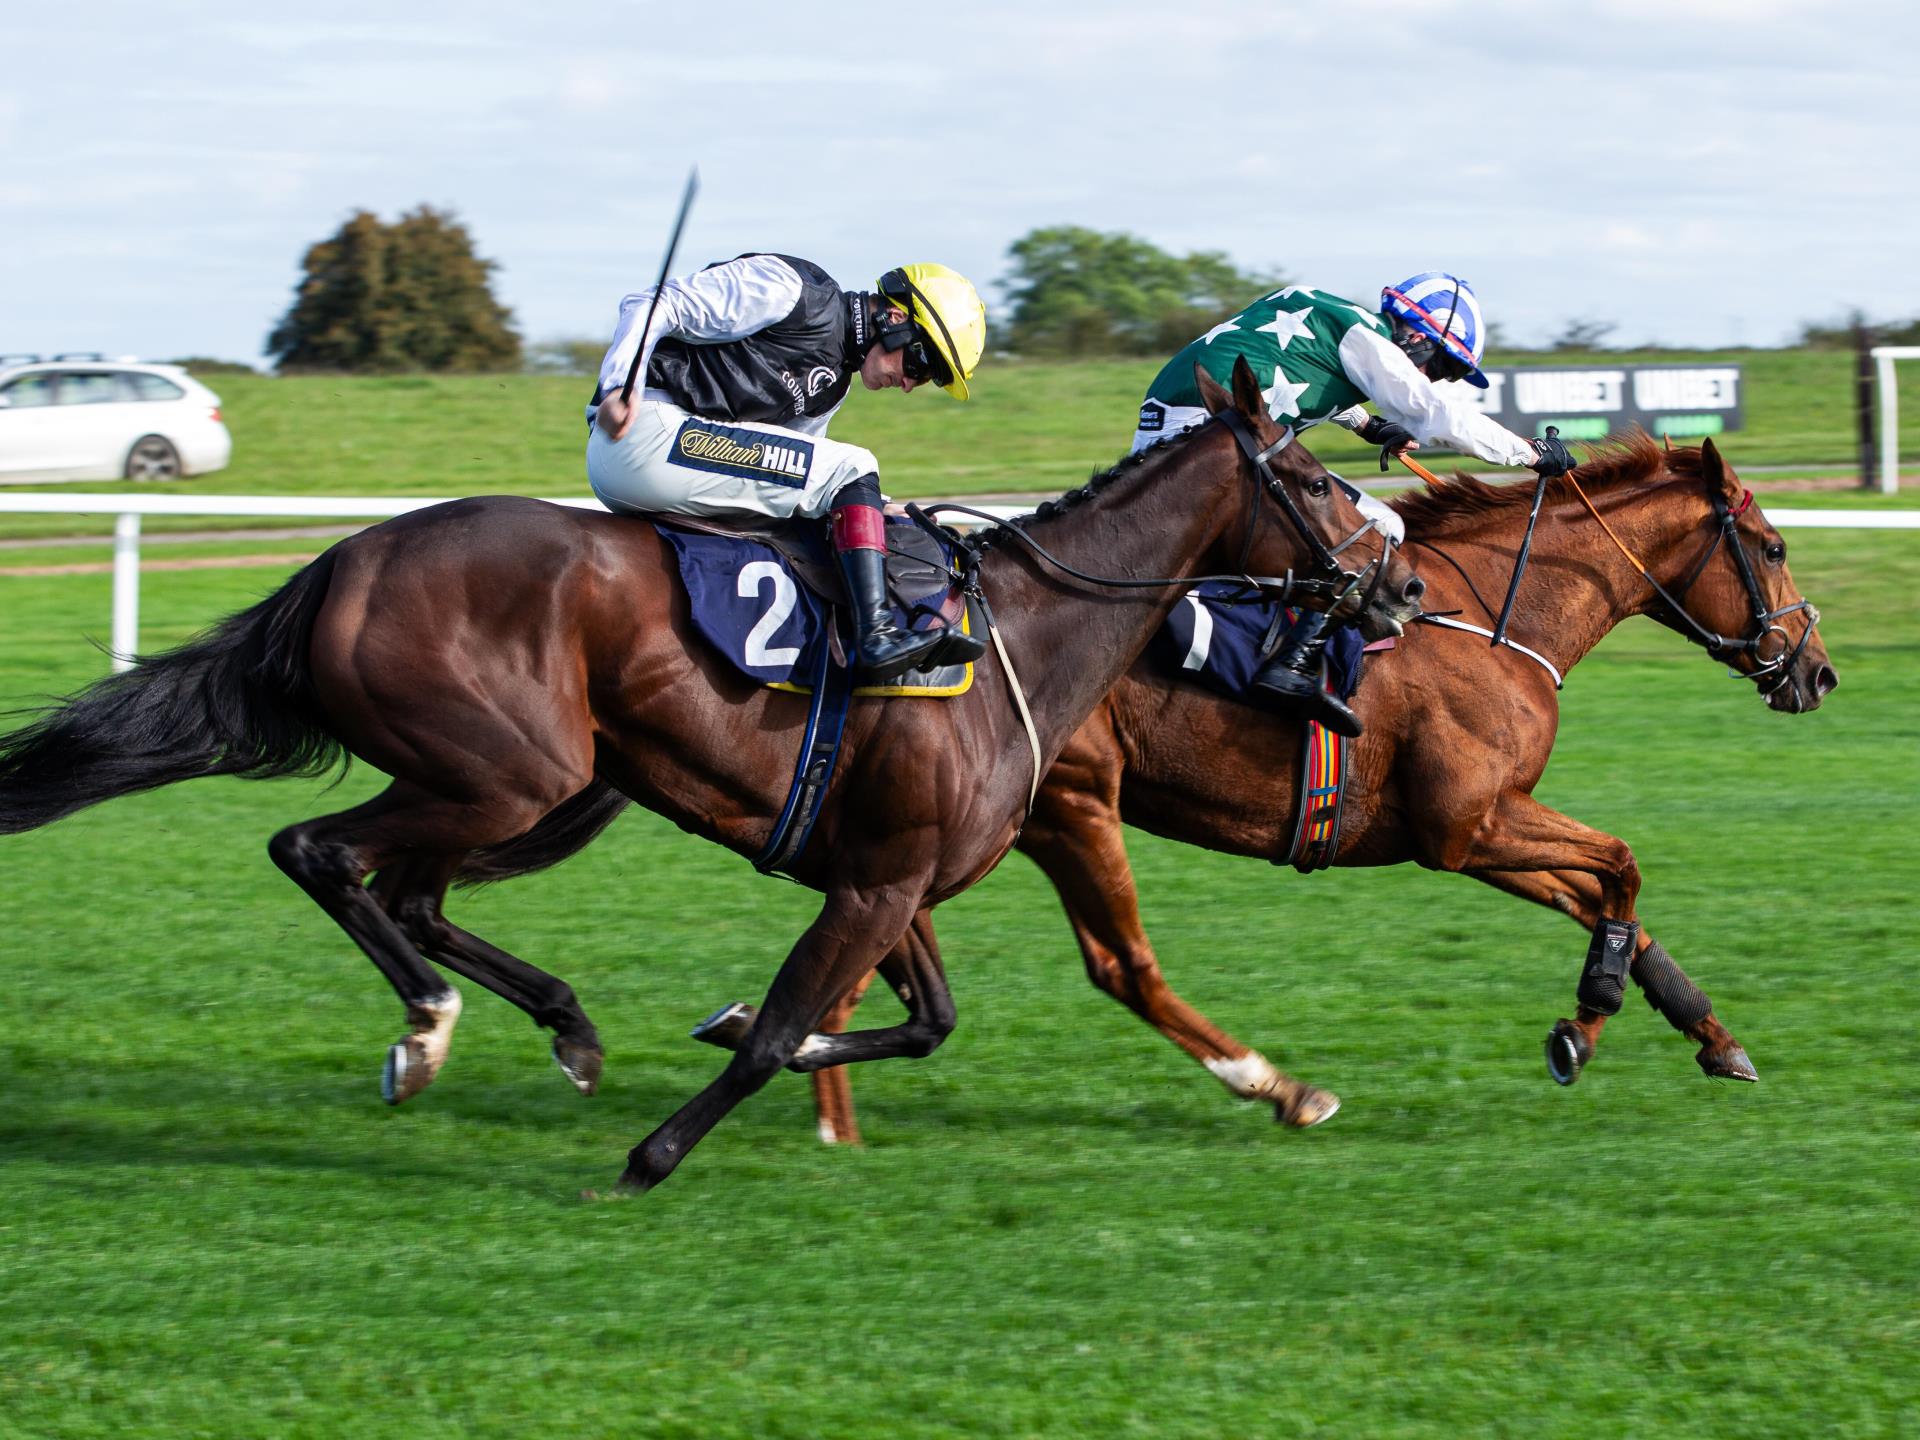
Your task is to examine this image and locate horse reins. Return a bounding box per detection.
[1397,447,1819,694]
[916,413,1394,615]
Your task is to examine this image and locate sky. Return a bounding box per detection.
[2,0,1913,366]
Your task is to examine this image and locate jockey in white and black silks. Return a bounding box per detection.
[1131,271,1578,738]
[588,255,987,682]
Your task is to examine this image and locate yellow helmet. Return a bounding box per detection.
[875,263,987,400]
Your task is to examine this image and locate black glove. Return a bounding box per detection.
[1530,426,1578,477]
[1358,415,1416,471]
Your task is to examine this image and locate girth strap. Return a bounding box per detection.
[753,633,855,877]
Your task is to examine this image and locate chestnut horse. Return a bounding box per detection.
[0,361,1421,1191]
[732,434,1835,1142]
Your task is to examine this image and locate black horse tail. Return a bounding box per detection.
[0,552,344,835]
[454,779,632,888]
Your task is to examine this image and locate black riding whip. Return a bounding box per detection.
[1489,425,1559,648]
[618,167,700,406]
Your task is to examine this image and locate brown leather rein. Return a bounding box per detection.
[1397,450,1820,693]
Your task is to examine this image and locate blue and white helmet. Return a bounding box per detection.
[1380,272,1489,389]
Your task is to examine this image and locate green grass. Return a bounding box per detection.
[1,348,1909,545]
[0,531,1915,1438]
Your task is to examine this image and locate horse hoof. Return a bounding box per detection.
[382,1037,435,1106]
[691,1002,755,1050]
[553,1035,603,1096]
[1276,1086,1341,1128]
[818,1118,865,1147]
[1698,1044,1759,1082]
[1545,1020,1591,1086]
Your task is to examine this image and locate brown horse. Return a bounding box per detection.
[729,434,1836,1142]
[0,360,1422,1191]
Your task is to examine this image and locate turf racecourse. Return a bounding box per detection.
[1,531,1916,1438]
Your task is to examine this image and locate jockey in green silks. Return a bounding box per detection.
[1132,272,1576,737]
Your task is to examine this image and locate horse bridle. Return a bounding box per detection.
[914,412,1397,616]
[1214,409,1397,620]
[1533,464,1820,694]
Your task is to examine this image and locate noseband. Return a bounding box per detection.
[1560,470,1821,694]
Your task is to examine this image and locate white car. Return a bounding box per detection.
[0,355,233,483]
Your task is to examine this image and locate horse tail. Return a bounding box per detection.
[0,552,344,835]
[454,779,633,888]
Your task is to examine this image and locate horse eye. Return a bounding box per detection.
[1306,477,1330,498]
[1764,540,1786,564]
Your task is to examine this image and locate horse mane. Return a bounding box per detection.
[1388,429,1703,536]
[970,421,1216,556]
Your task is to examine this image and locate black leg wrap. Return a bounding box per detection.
[1577,918,1639,1015]
[1631,939,1712,1033]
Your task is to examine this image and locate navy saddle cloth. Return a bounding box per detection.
[659,516,975,693]
[1154,581,1364,702]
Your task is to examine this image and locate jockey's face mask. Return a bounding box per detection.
[1392,319,1471,383]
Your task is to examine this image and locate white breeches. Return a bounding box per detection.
[587,399,879,521]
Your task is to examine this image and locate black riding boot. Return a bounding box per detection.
[832,503,944,682]
[1248,610,1363,738]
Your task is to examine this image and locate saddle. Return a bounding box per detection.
[651,511,987,694]
[663,510,974,639]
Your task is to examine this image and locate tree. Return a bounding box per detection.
[267,206,521,373]
[1548,316,1618,352]
[1001,226,1283,357]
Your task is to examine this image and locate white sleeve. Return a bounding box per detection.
[1337,325,1538,468]
[1328,405,1371,433]
[593,254,806,400]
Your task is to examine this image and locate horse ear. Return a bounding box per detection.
[1194,362,1232,416]
[1229,355,1266,421]
[1700,436,1742,502]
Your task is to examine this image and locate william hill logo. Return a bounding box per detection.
[674,422,813,486]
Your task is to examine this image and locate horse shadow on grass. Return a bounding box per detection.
[0,1046,718,1198]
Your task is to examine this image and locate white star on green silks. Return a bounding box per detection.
[1196,319,1240,346]
[1263,369,1312,419]
[1253,308,1316,348]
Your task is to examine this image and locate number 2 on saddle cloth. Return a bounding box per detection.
[1156,581,1373,872]
[657,517,983,876]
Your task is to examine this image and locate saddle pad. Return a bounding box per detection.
[1154,582,1364,702]
[660,524,974,697]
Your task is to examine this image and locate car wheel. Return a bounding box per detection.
[125,434,182,482]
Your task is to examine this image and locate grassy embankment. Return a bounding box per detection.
[0,348,1904,557]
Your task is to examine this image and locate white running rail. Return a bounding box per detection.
[1872,345,1920,495]
[0,494,1030,672]
[0,493,1913,674]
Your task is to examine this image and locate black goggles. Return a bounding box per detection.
[899,330,953,388]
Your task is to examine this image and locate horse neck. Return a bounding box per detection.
[977,428,1249,752]
[1421,476,1702,673]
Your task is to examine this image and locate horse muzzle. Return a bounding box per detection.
[1765,658,1838,714]
[1354,571,1424,641]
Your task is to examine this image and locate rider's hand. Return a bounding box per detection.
[596,393,636,443]
[1359,416,1418,472]
[1531,426,1578,477]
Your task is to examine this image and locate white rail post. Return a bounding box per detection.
[1878,350,1899,496]
[111,511,141,672]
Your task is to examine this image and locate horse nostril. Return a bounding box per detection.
[1814,665,1838,698]
[1401,575,1426,604]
